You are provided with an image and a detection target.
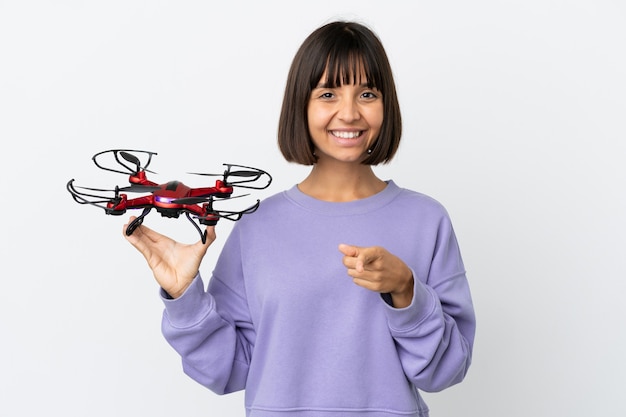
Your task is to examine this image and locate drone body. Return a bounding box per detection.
[67,149,272,243]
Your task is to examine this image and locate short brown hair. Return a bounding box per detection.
[278,21,402,165]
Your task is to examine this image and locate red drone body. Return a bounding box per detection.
[67,149,272,243]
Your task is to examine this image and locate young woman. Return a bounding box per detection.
[125,21,475,417]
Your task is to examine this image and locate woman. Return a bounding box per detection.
[125,20,475,417]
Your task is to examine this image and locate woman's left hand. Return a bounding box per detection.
[339,243,414,308]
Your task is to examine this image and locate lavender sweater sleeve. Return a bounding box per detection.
[160,270,254,394]
[383,213,475,392]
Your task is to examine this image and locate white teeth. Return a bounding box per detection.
[332,131,362,139]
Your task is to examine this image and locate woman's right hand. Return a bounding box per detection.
[123,216,216,298]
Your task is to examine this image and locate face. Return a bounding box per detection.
[307,71,383,165]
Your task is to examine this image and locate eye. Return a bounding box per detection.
[319,92,334,99]
[361,91,379,100]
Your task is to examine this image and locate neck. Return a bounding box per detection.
[298,161,386,202]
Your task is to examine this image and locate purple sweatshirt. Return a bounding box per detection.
[161,181,475,416]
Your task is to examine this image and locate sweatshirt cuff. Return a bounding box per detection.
[160,273,213,328]
[383,271,439,332]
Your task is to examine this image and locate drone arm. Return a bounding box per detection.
[125,195,157,209]
[186,185,232,200]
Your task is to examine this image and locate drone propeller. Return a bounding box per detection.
[118,184,162,193]
[189,164,272,189]
[72,184,119,194]
[225,169,264,177]
[120,151,140,167]
[92,149,158,176]
[170,193,250,205]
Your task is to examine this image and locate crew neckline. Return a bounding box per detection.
[283,180,402,216]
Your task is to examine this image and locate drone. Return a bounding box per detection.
[67,149,272,243]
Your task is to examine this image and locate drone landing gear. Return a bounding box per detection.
[125,208,212,244]
[125,207,152,236]
[185,212,211,244]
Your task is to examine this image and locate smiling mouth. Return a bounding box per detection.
[330,130,364,139]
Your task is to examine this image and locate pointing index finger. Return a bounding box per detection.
[339,244,372,273]
[338,243,359,257]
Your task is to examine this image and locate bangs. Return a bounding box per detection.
[314,42,383,90]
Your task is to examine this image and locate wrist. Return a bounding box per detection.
[163,273,198,299]
[390,275,414,308]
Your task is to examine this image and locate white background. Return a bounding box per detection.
[1,1,625,416]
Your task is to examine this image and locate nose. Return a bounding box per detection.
[337,97,361,122]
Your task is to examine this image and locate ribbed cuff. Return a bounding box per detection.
[383,271,439,332]
[160,274,213,328]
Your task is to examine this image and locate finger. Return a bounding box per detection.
[122,215,153,241]
[124,220,162,244]
[122,216,137,235]
[354,246,381,273]
[122,223,154,259]
[122,218,167,261]
[355,257,365,273]
[203,226,217,246]
[352,276,380,292]
[338,244,378,273]
[338,243,359,257]
[338,244,363,272]
[192,226,216,257]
